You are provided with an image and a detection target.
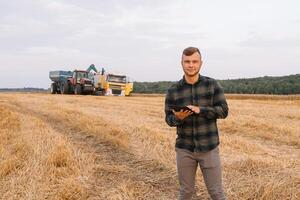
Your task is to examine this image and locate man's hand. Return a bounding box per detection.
[186,105,200,114]
[172,109,193,121]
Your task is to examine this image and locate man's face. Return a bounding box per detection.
[181,52,202,77]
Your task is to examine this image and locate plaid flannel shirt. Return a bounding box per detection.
[165,74,228,152]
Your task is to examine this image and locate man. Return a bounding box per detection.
[165,47,228,200]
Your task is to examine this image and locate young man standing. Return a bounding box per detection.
[165,47,228,200]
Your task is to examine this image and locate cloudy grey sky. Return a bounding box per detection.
[0,0,299,88]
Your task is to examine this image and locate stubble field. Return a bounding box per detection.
[0,93,299,200]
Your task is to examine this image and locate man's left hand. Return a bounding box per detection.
[186,105,200,114]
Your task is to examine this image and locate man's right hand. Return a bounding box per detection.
[172,109,193,121]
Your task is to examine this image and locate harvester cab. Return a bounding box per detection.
[96,72,133,96]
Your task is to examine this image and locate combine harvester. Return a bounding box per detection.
[49,70,94,95]
[87,64,133,96]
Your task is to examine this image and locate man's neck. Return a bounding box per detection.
[184,74,200,85]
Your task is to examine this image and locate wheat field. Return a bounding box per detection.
[0,93,299,200]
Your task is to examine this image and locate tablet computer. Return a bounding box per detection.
[169,105,194,112]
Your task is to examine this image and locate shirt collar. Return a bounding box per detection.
[180,74,204,86]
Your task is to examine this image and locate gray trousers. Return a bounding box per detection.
[176,146,226,200]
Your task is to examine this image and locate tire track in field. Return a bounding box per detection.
[3,97,180,200]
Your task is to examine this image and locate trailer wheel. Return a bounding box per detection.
[50,83,57,94]
[62,83,69,94]
[74,84,82,95]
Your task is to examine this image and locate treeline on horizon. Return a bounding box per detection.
[133,74,300,95]
[0,87,46,92]
[0,74,299,95]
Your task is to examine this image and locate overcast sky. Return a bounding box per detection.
[0,0,299,88]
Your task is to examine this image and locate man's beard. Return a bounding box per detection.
[183,68,200,77]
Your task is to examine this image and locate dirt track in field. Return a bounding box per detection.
[1,94,181,199]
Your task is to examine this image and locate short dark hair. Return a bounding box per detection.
[182,47,201,57]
